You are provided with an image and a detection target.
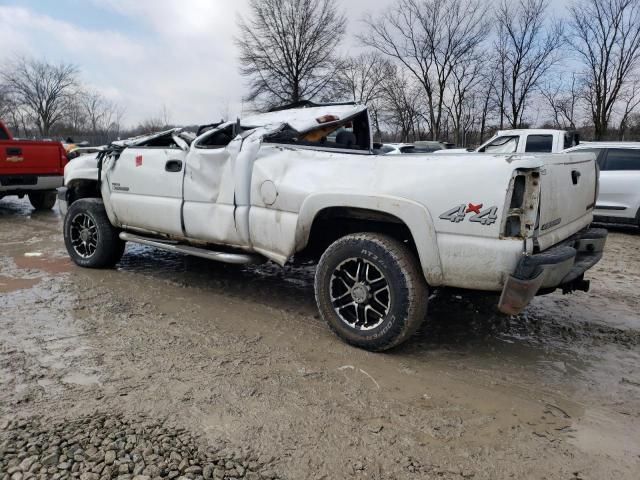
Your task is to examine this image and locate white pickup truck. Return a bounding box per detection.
[59,103,606,351]
[439,129,580,154]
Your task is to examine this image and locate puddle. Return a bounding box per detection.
[571,408,640,461]
[61,372,101,386]
[0,277,102,401]
[13,255,73,274]
[0,275,41,293]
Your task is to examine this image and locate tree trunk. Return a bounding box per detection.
[594,117,607,140]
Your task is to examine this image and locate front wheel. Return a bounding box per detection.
[315,233,428,351]
[28,191,57,210]
[63,199,125,268]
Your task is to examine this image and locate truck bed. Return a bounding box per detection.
[1,122,67,193]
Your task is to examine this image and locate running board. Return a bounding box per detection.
[119,232,265,265]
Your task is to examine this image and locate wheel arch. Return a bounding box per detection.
[65,178,121,226]
[65,179,101,205]
[295,194,444,285]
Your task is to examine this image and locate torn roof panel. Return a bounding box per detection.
[112,128,182,147]
[240,104,367,133]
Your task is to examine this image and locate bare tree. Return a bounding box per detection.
[160,104,171,128]
[624,111,640,137]
[236,0,346,110]
[618,77,640,139]
[445,53,485,146]
[0,83,11,120]
[0,85,29,137]
[477,65,500,143]
[103,104,126,142]
[380,68,427,142]
[541,74,580,129]
[495,0,564,129]
[361,0,490,140]
[336,52,394,140]
[337,52,392,104]
[569,0,640,139]
[77,89,126,143]
[65,96,88,135]
[81,90,106,136]
[1,57,79,137]
[493,31,510,129]
[136,105,173,134]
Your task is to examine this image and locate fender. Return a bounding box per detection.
[64,154,121,226]
[295,193,444,286]
[64,154,99,184]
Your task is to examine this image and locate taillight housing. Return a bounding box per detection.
[502,169,541,238]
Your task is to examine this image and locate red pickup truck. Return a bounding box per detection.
[0,121,68,210]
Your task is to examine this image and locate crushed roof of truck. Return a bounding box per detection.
[240,104,367,134]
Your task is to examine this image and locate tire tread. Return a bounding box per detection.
[28,191,57,210]
[63,199,125,268]
[315,233,428,351]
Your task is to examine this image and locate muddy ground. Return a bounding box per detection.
[1,197,639,479]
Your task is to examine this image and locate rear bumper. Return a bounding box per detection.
[0,174,63,193]
[498,228,607,315]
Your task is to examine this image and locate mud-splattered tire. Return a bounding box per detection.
[315,233,428,351]
[28,191,57,210]
[63,199,125,268]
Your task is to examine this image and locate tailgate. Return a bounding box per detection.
[535,152,598,251]
[0,140,66,175]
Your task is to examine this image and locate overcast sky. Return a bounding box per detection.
[0,0,571,126]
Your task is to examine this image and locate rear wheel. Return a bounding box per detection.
[315,233,428,351]
[28,191,57,210]
[63,199,125,268]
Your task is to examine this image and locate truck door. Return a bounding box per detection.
[105,131,187,236]
[181,124,247,246]
[597,148,640,219]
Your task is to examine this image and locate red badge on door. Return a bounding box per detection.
[135,155,143,167]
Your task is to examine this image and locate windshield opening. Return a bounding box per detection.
[480,136,519,154]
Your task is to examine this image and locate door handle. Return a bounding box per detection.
[165,160,183,172]
[6,147,22,156]
[571,170,581,185]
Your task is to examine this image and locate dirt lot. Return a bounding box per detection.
[1,197,639,479]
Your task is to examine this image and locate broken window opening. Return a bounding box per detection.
[137,134,182,149]
[264,111,371,152]
[196,125,251,149]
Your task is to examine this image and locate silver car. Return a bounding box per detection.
[564,142,640,227]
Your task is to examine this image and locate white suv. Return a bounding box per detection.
[564,143,640,227]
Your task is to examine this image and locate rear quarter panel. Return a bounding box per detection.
[249,146,544,289]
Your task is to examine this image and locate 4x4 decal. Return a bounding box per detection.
[440,203,498,226]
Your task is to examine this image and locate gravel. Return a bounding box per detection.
[0,414,280,480]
